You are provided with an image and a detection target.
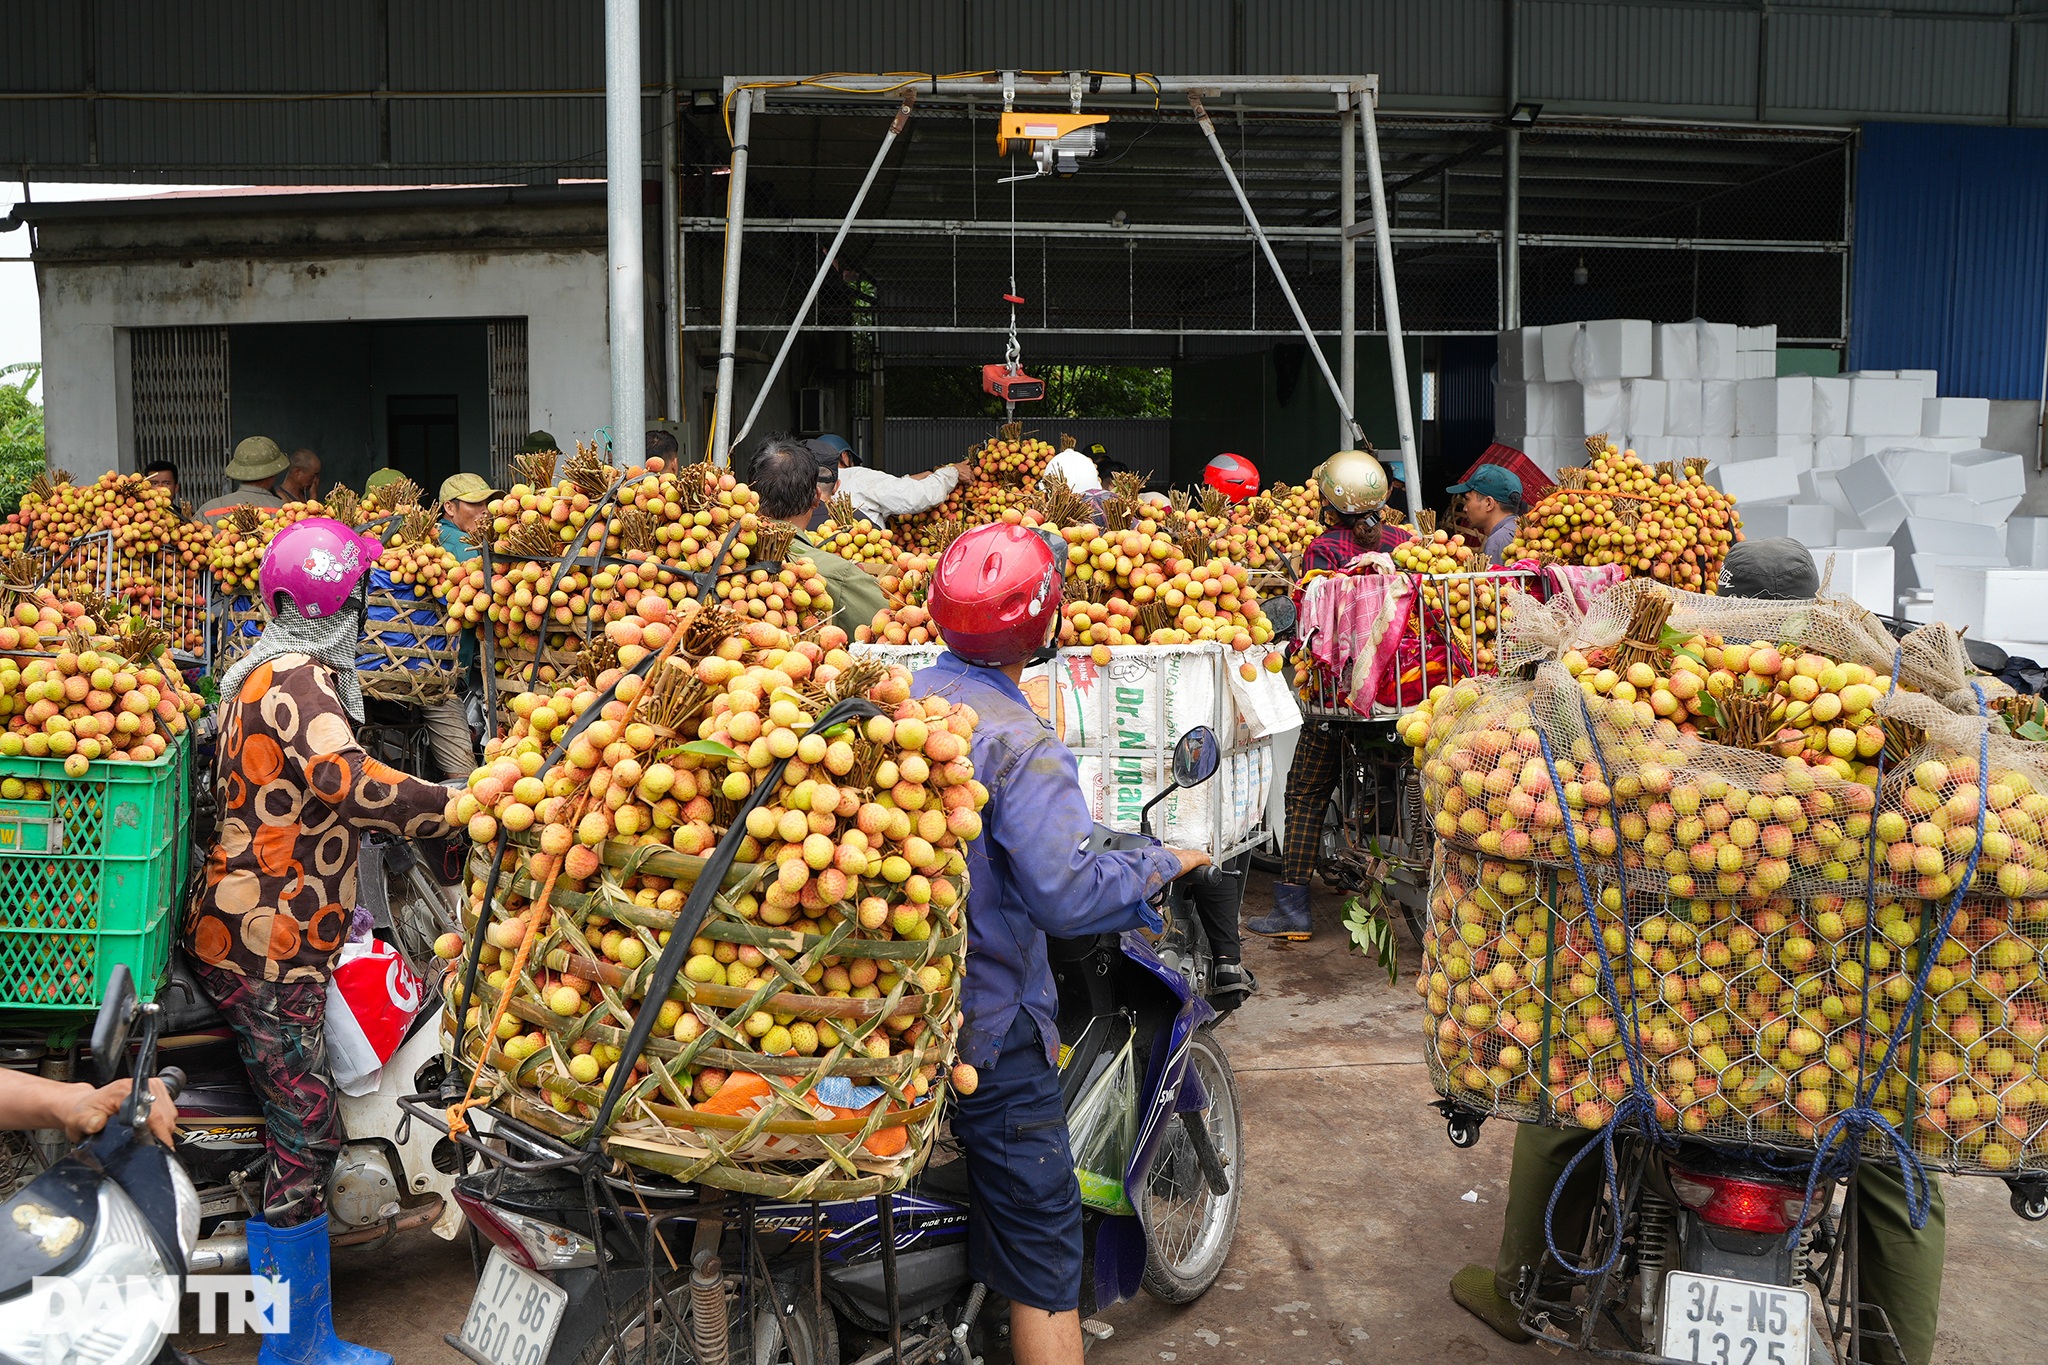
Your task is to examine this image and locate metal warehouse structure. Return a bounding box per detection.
[6,0,2048,485]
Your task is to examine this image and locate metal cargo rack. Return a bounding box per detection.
[1297,566,1537,722]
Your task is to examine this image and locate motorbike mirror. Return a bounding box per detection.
[1171,726,1222,789]
[91,964,138,1086]
[1260,597,1297,639]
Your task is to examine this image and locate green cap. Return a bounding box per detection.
[522,430,559,453]
[365,467,406,492]
[224,436,289,482]
[1445,465,1521,504]
[439,472,495,505]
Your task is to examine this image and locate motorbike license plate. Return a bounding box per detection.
[459,1247,567,1365]
[1660,1271,1809,1365]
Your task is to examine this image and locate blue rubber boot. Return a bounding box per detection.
[251,1214,392,1365]
[1246,880,1313,940]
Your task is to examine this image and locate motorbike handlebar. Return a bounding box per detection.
[157,1067,186,1102]
[1182,861,1224,888]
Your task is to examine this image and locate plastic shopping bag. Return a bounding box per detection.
[1067,1033,1140,1216]
[326,937,426,1096]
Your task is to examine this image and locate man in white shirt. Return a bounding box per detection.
[810,433,974,527]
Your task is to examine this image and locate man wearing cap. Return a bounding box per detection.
[200,437,291,521]
[813,433,974,527]
[423,473,496,779]
[752,436,887,635]
[1446,465,1524,564]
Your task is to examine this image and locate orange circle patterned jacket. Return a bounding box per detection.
[183,655,456,983]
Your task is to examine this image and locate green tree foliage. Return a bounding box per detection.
[0,364,44,518]
[888,364,1170,420]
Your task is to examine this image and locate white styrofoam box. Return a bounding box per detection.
[1975,497,2024,525]
[1898,369,1938,401]
[1739,324,1777,353]
[1495,380,1538,437]
[1742,502,1836,545]
[1851,369,1896,379]
[1874,446,1950,495]
[1705,455,1801,505]
[1900,594,1938,625]
[1810,376,1850,437]
[1540,324,1582,383]
[2008,517,2048,567]
[1811,545,1895,615]
[1664,380,1703,436]
[1921,397,1990,439]
[1799,469,1858,522]
[1904,492,2008,526]
[1700,380,1739,436]
[1813,436,1856,469]
[1549,381,1584,439]
[1666,436,1699,461]
[1578,379,1628,434]
[1518,436,1560,474]
[1621,378,1666,436]
[1736,377,1813,436]
[1837,457,1909,533]
[1697,435,1733,464]
[1586,319,1652,379]
[1498,327,1544,383]
[1949,447,2027,502]
[1847,377,1925,436]
[1836,529,1891,549]
[1890,516,2001,561]
[1733,434,1815,469]
[1926,566,2048,641]
[1742,351,1778,380]
[1653,321,1740,380]
[1908,552,1996,594]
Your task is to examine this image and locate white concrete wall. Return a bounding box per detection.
[36,247,609,477]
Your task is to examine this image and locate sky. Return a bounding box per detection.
[0,182,231,379]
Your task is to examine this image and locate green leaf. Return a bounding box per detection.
[2020,719,2048,743]
[1658,624,1693,649]
[680,739,742,762]
[1692,692,1720,723]
[1341,895,1402,987]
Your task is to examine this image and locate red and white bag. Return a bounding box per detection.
[326,939,425,1095]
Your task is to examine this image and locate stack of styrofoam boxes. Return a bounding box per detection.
[1492,319,1658,474]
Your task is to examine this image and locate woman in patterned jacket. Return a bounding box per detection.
[183,517,455,1365]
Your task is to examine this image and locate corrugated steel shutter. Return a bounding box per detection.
[1850,123,2048,399]
[488,320,531,486]
[130,326,232,503]
[882,417,1171,485]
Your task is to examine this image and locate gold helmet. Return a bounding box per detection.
[1313,448,1390,516]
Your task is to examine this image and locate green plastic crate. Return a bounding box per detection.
[0,731,191,1012]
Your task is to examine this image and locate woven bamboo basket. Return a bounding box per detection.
[359,585,463,704]
[453,832,965,1201]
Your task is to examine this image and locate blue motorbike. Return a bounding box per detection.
[407,725,1244,1365]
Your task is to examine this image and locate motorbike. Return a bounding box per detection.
[0,963,200,1365]
[406,724,1245,1365]
[155,832,469,1272]
[1438,1102,2048,1365]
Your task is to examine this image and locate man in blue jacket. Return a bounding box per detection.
[915,521,1210,1365]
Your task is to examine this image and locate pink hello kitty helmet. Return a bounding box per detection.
[259,517,382,620]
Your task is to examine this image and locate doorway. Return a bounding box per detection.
[388,395,461,500]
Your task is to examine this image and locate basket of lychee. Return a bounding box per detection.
[440,597,982,1199]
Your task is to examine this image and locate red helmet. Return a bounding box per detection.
[928,522,1064,667]
[1204,452,1260,503]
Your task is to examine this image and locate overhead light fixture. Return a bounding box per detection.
[1506,102,1543,129]
[1573,256,1589,287]
[1110,209,1128,228]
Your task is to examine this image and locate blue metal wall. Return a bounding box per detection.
[1850,122,2048,400]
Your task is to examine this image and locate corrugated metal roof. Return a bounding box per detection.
[1768,13,2009,121]
[1524,1,1759,114]
[1850,123,2048,399]
[98,100,380,170]
[1246,0,1501,101]
[389,0,607,90]
[960,0,1238,76]
[0,1,84,94]
[675,1,968,81]
[2019,24,2048,123]
[98,0,382,94]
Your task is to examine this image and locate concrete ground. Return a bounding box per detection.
[179,874,2046,1364]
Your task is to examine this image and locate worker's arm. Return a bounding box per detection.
[0,1070,176,1146]
[990,734,1196,938]
[840,465,960,518]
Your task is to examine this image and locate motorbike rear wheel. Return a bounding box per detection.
[1140,1029,1244,1304]
[569,1269,837,1365]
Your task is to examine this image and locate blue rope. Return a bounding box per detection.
[1534,715,1672,1277]
[1790,673,1991,1239]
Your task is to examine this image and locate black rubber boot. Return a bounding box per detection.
[1246,881,1312,940]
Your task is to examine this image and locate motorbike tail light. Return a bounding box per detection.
[1668,1166,1806,1235]
[453,1187,598,1270]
